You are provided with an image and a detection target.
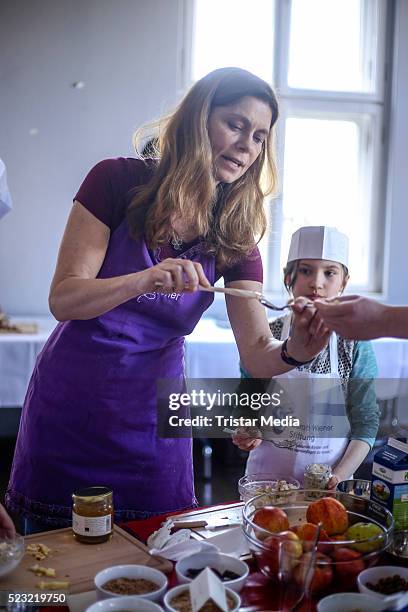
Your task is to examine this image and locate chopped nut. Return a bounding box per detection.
[36,580,69,590]
[38,544,51,555]
[29,564,56,577]
[27,543,52,560]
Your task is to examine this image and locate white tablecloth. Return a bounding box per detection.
[0,316,57,407]
[1,316,408,407]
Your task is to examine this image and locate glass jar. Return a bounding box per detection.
[304,464,332,499]
[72,486,113,544]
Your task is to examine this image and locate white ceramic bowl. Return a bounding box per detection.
[358,565,408,599]
[164,584,240,612]
[94,564,168,601]
[0,535,25,578]
[317,592,387,612]
[175,552,249,592]
[86,596,163,612]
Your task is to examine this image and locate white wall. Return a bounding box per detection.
[0,0,183,314]
[0,0,407,315]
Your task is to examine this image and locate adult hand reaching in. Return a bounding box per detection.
[313,295,390,340]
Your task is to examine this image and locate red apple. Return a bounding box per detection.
[253,506,289,535]
[306,497,349,535]
[290,522,332,553]
[259,530,303,576]
[293,552,333,593]
[331,547,365,588]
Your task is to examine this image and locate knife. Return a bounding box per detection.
[171,518,241,530]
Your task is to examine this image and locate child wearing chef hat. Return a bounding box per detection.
[233,226,380,489]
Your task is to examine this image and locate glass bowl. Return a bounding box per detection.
[0,535,25,578]
[242,489,394,599]
[336,478,371,499]
[238,473,300,504]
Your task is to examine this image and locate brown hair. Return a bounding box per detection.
[127,67,279,270]
[283,260,349,295]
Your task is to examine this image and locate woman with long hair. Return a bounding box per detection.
[6,68,329,533]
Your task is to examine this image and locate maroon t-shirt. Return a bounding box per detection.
[74,157,263,283]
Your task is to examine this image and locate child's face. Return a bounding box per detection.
[290,259,346,300]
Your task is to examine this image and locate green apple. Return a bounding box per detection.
[346,521,384,553]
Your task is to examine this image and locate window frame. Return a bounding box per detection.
[269,98,386,294]
[182,0,390,301]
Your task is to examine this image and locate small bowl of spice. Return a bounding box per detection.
[164,584,240,612]
[358,565,408,601]
[175,552,249,592]
[94,565,168,601]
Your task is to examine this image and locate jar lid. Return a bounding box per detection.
[72,486,112,502]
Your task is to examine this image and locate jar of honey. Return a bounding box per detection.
[72,486,113,544]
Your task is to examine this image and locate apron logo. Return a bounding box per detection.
[137,292,181,303]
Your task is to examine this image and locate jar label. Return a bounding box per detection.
[72,511,112,536]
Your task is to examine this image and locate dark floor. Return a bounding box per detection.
[193,438,247,505]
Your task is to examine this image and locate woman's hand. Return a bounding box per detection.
[49,202,213,321]
[231,427,263,451]
[286,297,331,363]
[0,503,15,538]
[134,258,211,295]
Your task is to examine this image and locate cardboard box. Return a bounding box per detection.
[371,438,408,530]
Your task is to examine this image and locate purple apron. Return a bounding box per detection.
[6,219,215,525]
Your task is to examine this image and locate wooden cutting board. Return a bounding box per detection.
[0,525,172,595]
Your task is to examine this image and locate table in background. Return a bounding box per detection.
[0,316,56,408]
[1,315,408,407]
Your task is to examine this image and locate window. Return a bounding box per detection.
[188,0,388,295]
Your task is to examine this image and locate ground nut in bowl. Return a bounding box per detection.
[175,552,249,592]
[242,490,394,599]
[94,565,168,601]
[0,535,25,578]
[164,584,240,612]
[238,473,300,504]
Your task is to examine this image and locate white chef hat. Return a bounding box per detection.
[287,226,349,268]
